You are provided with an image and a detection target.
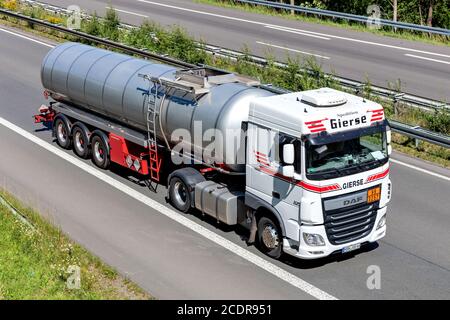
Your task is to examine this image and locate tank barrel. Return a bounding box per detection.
[41,43,274,172]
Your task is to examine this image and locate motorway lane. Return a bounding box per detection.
[1,26,450,299]
[41,0,450,101]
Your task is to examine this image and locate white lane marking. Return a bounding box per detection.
[137,0,450,59]
[112,8,149,18]
[256,41,330,59]
[0,117,337,300]
[391,159,450,182]
[0,27,54,48]
[404,54,450,65]
[264,25,330,40]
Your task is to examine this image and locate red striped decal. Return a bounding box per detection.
[305,118,328,134]
[257,165,340,193]
[307,124,325,129]
[256,159,270,166]
[366,168,389,182]
[368,109,385,122]
[305,119,327,125]
[254,152,270,166]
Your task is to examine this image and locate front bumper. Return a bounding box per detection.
[283,207,387,259]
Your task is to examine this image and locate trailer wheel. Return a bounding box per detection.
[257,215,282,259]
[54,116,72,149]
[169,177,191,213]
[91,132,110,169]
[72,123,90,159]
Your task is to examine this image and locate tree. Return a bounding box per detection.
[426,0,434,26]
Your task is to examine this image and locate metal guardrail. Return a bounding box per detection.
[15,0,450,112]
[232,0,450,36]
[0,7,449,149]
[201,43,449,112]
[389,121,450,149]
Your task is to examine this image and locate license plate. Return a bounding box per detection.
[342,243,361,253]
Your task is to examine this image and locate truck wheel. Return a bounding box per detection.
[257,215,282,259]
[54,116,72,149]
[169,177,191,213]
[72,123,90,159]
[91,133,110,169]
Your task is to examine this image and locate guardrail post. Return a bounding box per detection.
[393,93,405,116]
[355,83,365,97]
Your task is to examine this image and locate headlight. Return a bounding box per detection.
[376,214,386,230]
[303,233,325,246]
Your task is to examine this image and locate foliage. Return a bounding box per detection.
[423,109,450,135]
[1,0,18,11]
[102,6,120,41]
[0,190,150,300]
[267,0,450,29]
[83,12,102,37]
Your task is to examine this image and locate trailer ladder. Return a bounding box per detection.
[138,73,207,185]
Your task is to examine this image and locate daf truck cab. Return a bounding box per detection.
[245,88,391,259]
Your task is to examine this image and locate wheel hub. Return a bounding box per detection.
[94,141,104,161]
[57,123,67,143]
[75,132,85,152]
[262,224,279,249]
[173,181,187,205]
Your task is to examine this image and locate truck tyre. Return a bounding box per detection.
[54,116,72,150]
[257,215,282,259]
[91,132,110,169]
[169,177,191,213]
[72,122,91,159]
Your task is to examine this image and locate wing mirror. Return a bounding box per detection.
[283,144,295,165]
[282,165,295,178]
[386,130,392,144]
[387,145,392,156]
[282,144,295,178]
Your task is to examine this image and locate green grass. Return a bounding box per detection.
[194,0,450,47]
[0,190,152,300]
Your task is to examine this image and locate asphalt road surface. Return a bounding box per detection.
[0,26,449,299]
[40,0,450,101]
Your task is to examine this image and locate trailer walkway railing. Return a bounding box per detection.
[0,7,449,149]
[231,0,450,36]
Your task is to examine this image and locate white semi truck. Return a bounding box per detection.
[35,43,392,260]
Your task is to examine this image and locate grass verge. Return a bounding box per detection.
[0,189,152,300]
[194,0,450,46]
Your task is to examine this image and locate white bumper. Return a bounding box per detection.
[283,207,387,259]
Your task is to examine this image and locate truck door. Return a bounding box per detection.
[247,125,302,226]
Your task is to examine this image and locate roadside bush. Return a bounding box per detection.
[423,109,450,135]
[82,12,102,37]
[102,6,120,41]
[2,0,17,11]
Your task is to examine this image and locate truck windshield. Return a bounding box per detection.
[306,129,388,180]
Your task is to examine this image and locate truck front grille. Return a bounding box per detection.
[323,201,378,245]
